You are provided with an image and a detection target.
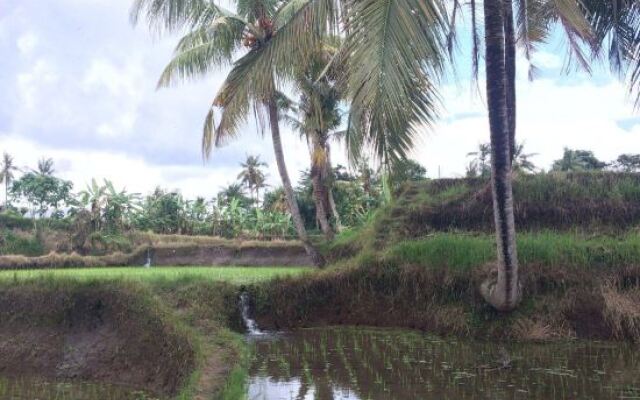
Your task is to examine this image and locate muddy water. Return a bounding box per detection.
[0,377,158,399]
[248,327,640,400]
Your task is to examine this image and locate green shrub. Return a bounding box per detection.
[88,232,133,254]
[0,230,44,256]
[0,213,33,230]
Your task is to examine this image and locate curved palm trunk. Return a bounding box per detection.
[267,98,325,267]
[480,0,521,311]
[310,135,334,240]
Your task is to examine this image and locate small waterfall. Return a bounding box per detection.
[144,249,151,268]
[240,292,263,335]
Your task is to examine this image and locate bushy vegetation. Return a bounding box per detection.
[0,156,394,257]
[0,230,44,256]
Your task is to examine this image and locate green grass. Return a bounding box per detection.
[387,232,640,270]
[0,266,311,285]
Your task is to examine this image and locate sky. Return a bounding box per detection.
[0,0,638,200]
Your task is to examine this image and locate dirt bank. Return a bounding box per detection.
[147,243,312,267]
[0,282,196,397]
[397,173,640,236]
[250,262,640,342]
[0,241,312,269]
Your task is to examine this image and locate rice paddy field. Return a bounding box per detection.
[0,266,311,285]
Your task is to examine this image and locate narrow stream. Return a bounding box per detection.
[246,327,640,400]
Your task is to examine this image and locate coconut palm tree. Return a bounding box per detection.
[281,39,345,239]
[513,143,538,174]
[35,157,55,176]
[217,182,252,209]
[237,155,268,206]
[0,152,19,208]
[467,143,492,178]
[335,0,593,311]
[131,0,333,266]
[468,142,537,176]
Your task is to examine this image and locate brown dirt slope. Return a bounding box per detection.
[396,173,640,236]
[0,281,196,397]
[0,240,312,269]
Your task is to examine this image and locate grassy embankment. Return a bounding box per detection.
[250,173,640,342]
[0,267,308,399]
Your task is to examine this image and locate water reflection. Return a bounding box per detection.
[248,327,640,400]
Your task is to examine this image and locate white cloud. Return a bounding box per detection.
[16,32,38,56]
[0,134,242,199]
[82,58,143,98]
[413,74,637,177]
[16,59,58,109]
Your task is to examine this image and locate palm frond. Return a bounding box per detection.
[344,0,447,167]
[202,0,340,157]
[516,0,593,75]
[552,0,594,73]
[470,0,482,82]
[582,0,640,104]
[158,16,247,87]
[270,0,339,80]
[130,0,209,31]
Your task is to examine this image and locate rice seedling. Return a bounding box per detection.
[0,266,310,285]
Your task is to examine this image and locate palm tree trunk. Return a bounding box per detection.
[311,168,334,240]
[480,0,521,312]
[503,0,517,162]
[311,135,334,240]
[325,144,342,232]
[267,97,325,267]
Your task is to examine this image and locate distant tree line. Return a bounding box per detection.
[466,144,640,178]
[1,153,427,245]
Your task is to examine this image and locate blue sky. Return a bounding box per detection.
[0,0,638,198]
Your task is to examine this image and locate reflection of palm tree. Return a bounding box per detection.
[0,152,19,207]
[132,0,326,265]
[237,155,267,207]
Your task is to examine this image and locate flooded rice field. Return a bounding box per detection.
[0,377,156,399]
[247,327,640,400]
[2,327,638,399]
